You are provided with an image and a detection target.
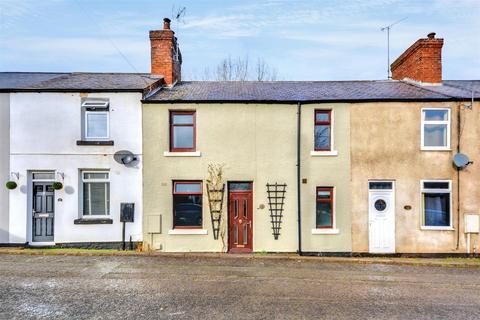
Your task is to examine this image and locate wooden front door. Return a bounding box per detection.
[228,183,253,253]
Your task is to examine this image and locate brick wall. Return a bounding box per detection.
[150,18,181,86]
[391,33,443,83]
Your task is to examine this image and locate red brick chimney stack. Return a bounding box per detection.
[391,32,444,83]
[150,18,182,86]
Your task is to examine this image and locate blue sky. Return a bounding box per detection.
[0,0,479,80]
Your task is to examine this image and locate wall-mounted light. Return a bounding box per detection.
[10,172,19,181]
[56,172,65,181]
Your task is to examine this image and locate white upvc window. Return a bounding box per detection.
[420,180,453,230]
[82,100,110,140]
[421,108,450,150]
[81,171,110,217]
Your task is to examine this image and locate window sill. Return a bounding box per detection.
[310,150,338,157]
[77,140,114,146]
[420,226,454,231]
[420,147,451,151]
[168,229,208,235]
[311,228,339,235]
[163,151,201,157]
[74,218,113,225]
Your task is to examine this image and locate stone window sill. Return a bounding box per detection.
[74,218,113,225]
[420,226,454,231]
[310,150,338,157]
[311,228,340,235]
[77,140,114,146]
[163,151,201,157]
[168,229,208,235]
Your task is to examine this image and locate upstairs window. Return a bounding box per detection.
[316,187,334,228]
[170,111,196,152]
[421,180,452,228]
[173,181,202,228]
[82,100,109,140]
[82,171,110,216]
[421,108,450,150]
[314,110,332,151]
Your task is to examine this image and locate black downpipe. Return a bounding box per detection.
[297,102,302,255]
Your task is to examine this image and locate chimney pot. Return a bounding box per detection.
[427,32,436,39]
[163,18,171,30]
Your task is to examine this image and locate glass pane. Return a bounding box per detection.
[83,172,109,180]
[424,193,450,227]
[316,201,332,227]
[234,224,238,244]
[243,199,247,218]
[424,124,447,147]
[33,173,55,180]
[374,199,387,211]
[173,126,194,149]
[369,182,393,190]
[314,125,331,150]
[86,113,108,138]
[35,185,44,192]
[46,186,54,192]
[229,183,252,191]
[424,110,448,121]
[243,224,248,245]
[46,195,54,213]
[315,112,330,123]
[173,194,202,227]
[423,182,449,189]
[172,114,193,125]
[175,183,201,193]
[234,200,238,218]
[317,190,331,199]
[35,195,42,212]
[83,182,109,215]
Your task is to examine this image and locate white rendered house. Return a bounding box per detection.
[1,72,162,247]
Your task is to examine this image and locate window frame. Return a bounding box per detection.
[172,180,203,229]
[420,179,453,230]
[314,109,333,152]
[80,170,110,218]
[85,110,110,140]
[315,187,335,229]
[421,108,451,150]
[169,110,196,152]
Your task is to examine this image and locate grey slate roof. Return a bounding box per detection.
[1,72,478,101]
[145,80,480,102]
[0,72,162,91]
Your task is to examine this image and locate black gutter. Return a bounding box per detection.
[296,102,302,256]
[141,97,469,104]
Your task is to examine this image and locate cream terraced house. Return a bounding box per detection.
[1,19,479,255]
[141,21,480,254]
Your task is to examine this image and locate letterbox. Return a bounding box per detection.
[120,203,135,222]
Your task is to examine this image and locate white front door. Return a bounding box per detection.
[368,181,395,253]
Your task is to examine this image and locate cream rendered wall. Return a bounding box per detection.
[351,101,480,253]
[143,102,351,253]
[0,93,10,243]
[9,92,143,244]
[300,104,351,253]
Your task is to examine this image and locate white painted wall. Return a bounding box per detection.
[0,93,10,243]
[9,92,143,244]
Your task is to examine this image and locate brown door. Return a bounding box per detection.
[228,182,253,253]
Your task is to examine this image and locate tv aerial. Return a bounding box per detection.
[453,153,473,170]
[172,5,187,29]
[381,17,407,79]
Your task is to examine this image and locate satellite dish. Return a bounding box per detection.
[453,153,471,169]
[114,150,138,166]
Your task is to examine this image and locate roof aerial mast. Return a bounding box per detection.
[381,17,407,79]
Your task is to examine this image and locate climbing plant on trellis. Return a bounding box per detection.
[266,183,287,240]
[206,164,226,247]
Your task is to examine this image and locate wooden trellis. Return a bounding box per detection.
[206,184,225,240]
[266,183,287,240]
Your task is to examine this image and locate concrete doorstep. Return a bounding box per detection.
[0,246,480,268]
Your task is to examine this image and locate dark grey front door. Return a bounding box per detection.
[32,182,54,242]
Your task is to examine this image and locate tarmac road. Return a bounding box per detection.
[0,254,479,319]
